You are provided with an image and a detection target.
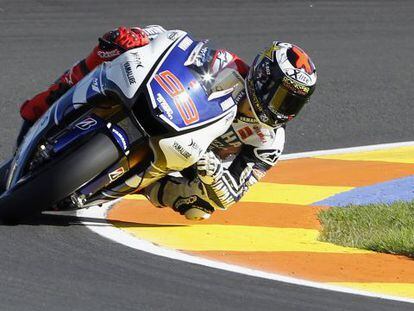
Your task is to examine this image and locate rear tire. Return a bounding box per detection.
[0,134,120,221]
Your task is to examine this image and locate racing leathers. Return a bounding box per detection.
[18,25,285,220]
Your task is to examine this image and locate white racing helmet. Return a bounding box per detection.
[246,41,317,128]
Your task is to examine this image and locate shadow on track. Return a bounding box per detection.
[0,211,185,228]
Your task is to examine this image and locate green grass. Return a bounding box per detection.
[318,201,414,257]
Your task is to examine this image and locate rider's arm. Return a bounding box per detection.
[189,46,250,79]
[20,26,151,122]
[209,49,250,78]
[143,127,284,218]
[198,126,285,210]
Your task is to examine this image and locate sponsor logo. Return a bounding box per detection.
[97,49,120,59]
[130,51,143,69]
[220,97,235,111]
[237,115,257,124]
[178,37,193,51]
[282,76,310,96]
[172,141,192,159]
[238,126,253,140]
[142,25,166,36]
[76,117,97,131]
[225,110,236,124]
[123,62,136,85]
[188,139,203,156]
[156,93,173,119]
[108,167,125,182]
[259,113,269,123]
[168,31,179,41]
[265,63,271,75]
[198,47,209,64]
[254,149,281,165]
[233,89,246,105]
[253,125,267,143]
[219,130,243,148]
[111,127,128,150]
[263,44,281,62]
[175,195,197,208]
[247,79,264,113]
[212,50,232,72]
[285,68,312,85]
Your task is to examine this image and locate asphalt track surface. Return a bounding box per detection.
[0,1,413,310]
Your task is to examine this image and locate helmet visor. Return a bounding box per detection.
[267,84,308,117]
[247,72,308,127]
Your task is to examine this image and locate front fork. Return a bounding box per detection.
[0,159,12,194]
[0,118,34,194]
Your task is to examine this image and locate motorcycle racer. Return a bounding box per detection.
[14,25,317,220]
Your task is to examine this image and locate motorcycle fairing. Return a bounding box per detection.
[103,30,189,101]
[5,29,238,201]
[147,36,234,132]
[52,114,106,154]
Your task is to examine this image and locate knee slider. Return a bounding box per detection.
[173,195,214,221]
[184,208,211,221]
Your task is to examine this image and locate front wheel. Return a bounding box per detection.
[0,133,121,221]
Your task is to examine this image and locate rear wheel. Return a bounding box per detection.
[0,133,121,222]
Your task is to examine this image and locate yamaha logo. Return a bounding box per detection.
[123,62,136,85]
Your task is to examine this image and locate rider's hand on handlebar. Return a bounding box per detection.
[84,26,150,73]
[97,26,149,58]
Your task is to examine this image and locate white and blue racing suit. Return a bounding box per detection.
[142,26,286,220]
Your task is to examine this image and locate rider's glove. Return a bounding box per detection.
[196,151,223,185]
[86,26,149,68]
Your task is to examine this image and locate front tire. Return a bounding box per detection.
[0,133,120,221]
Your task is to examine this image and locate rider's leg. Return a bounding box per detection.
[144,175,215,221]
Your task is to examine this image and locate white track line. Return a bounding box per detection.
[77,140,414,304]
[281,140,414,160]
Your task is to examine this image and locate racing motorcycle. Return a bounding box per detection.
[0,30,237,221]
